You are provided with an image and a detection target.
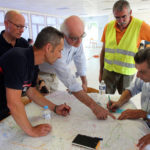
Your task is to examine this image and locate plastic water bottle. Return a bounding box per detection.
[99,80,106,95]
[42,106,51,121]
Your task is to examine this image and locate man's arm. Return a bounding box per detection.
[107,89,132,111]
[99,43,105,82]
[6,88,51,137]
[26,87,71,116]
[80,76,87,92]
[72,90,115,120]
[118,109,147,120]
[26,87,55,110]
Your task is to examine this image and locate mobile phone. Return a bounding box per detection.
[72,134,103,150]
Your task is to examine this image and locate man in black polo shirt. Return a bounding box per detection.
[0,10,29,57]
[0,10,29,119]
[0,26,71,137]
[0,10,49,95]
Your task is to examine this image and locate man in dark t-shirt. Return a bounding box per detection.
[0,10,29,57]
[0,26,71,137]
[0,10,30,119]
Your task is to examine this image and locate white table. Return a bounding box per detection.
[0,91,150,150]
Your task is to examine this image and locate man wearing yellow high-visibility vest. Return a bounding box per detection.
[99,0,150,94]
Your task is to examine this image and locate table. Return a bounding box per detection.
[0,91,150,150]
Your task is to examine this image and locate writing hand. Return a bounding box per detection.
[55,103,71,116]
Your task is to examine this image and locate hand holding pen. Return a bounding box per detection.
[54,103,71,116]
[107,95,119,112]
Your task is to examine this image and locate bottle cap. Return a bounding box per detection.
[101,80,104,83]
[44,105,48,109]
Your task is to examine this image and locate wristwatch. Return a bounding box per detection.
[147,113,150,120]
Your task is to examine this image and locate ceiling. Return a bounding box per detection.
[0,0,150,17]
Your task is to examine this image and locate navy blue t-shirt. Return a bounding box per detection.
[0,30,29,57]
[0,47,39,120]
[0,47,38,90]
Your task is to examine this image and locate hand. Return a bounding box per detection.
[55,103,71,116]
[29,124,52,137]
[118,109,144,120]
[92,103,116,120]
[137,134,150,150]
[107,100,120,112]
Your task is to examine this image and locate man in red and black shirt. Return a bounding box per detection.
[0,26,71,137]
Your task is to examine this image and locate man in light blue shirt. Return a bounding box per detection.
[39,38,86,92]
[39,15,115,120]
[39,16,87,92]
[107,48,150,150]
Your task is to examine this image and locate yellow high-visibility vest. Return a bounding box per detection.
[104,18,142,75]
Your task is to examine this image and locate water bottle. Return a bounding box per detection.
[99,80,106,95]
[42,106,51,121]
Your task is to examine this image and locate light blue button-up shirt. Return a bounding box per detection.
[127,77,150,113]
[39,39,86,92]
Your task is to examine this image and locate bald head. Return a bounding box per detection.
[60,15,84,36]
[4,10,25,22]
[60,15,85,47]
[4,10,26,40]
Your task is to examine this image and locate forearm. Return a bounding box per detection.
[72,90,99,110]
[27,87,55,112]
[9,100,33,135]
[6,88,33,135]
[118,90,132,106]
[80,76,87,85]
[100,44,105,74]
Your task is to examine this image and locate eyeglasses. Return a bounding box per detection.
[68,32,86,42]
[8,20,27,30]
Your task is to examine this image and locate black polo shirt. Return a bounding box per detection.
[0,30,29,57]
[0,47,39,120]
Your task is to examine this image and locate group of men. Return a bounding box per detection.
[99,0,150,149]
[0,0,150,149]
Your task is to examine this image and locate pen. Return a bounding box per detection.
[108,95,111,107]
[94,137,103,141]
[63,103,70,113]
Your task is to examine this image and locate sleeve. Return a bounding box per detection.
[31,65,39,87]
[101,24,108,43]
[139,21,150,42]
[3,53,25,90]
[47,59,83,92]
[73,44,87,77]
[126,78,143,97]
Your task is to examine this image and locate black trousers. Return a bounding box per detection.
[0,73,10,121]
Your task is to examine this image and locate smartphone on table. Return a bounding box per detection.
[72,134,103,150]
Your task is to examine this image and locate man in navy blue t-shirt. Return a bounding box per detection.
[0,26,71,137]
[0,10,29,57]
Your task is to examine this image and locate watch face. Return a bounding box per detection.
[147,114,150,119]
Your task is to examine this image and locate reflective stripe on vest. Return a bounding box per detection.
[105,48,136,57]
[104,18,142,75]
[105,58,135,68]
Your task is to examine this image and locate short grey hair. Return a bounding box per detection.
[113,0,131,13]
[60,19,69,36]
[134,48,150,68]
[34,26,64,49]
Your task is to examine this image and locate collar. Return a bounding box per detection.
[64,38,72,49]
